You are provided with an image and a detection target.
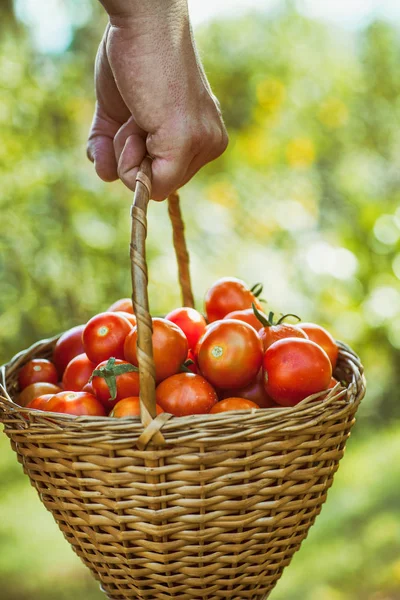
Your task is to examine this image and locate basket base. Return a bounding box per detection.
[100,585,271,600]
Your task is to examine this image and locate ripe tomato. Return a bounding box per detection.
[110,397,164,418]
[82,381,95,394]
[53,324,85,376]
[263,338,332,407]
[253,307,307,351]
[115,311,137,327]
[91,359,140,409]
[197,320,263,389]
[165,307,206,350]
[224,308,267,331]
[124,318,188,383]
[108,298,134,314]
[17,382,62,407]
[62,353,96,392]
[26,394,55,411]
[328,377,339,389]
[46,391,106,416]
[209,398,259,413]
[297,323,338,369]
[83,312,133,364]
[205,277,263,322]
[219,370,277,408]
[18,359,58,390]
[156,373,218,416]
[259,323,307,351]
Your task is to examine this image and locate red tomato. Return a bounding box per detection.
[219,370,277,408]
[46,391,106,416]
[110,397,164,418]
[197,320,263,389]
[91,359,140,409]
[165,307,206,350]
[124,318,188,383]
[82,381,95,395]
[156,373,218,416]
[297,323,338,369]
[115,311,137,327]
[108,298,134,314]
[17,383,62,407]
[263,338,332,407]
[53,325,85,376]
[209,398,259,413]
[18,359,58,390]
[205,277,263,322]
[62,353,96,392]
[26,394,54,411]
[224,308,267,331]
[259,323,308,351]
[328,377,339,389]
[83,312,133,364]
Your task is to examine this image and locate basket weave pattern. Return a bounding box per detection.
[0,338,364,600]
[0,161,365,599]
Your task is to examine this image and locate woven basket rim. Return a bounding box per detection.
[0,331,365,446]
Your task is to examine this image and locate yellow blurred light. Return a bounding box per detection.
[392,559,400,583]
[236,128,272,166]
[318,97,349,129]
[206,181,238,208]
[256,77,286,114]
[286,137,316,168]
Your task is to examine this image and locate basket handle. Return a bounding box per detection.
[130,158,194,448]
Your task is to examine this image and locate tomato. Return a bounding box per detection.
[219,370,277,408]
[224,308,267,331]
[62,353,96,392]
[83,312,133,364]
[156,373,218,416]
[259,323,307,351]
[124,318,188,383]
[165,307,206,350]
[110,397,164,418]
[91,359,140,409]
[328,377,339,389]
[209,398,259,413]
[18,359,58,390]
[115,311,137,327]
[263,338,332,407]
[53,325,85,376]
[197,320,263,389]
[297,323,338,369]
[194,323,213,359]
[17,382,62,407]
[82,381,95,394]
[46,391,106,416]
[26,394,54,411]
[205,277,263,322]
[108,298,134,314]
[252,307,307,351]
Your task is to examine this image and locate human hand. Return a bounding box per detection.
[88,0,228,200]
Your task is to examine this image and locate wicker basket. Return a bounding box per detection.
[0,159,366,600]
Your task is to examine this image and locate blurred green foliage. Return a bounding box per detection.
[1,0,400,598]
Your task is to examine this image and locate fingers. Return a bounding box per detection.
[113,117,147,191]
[87,104,120,183]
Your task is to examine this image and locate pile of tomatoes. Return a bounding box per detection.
[17,277,340,419]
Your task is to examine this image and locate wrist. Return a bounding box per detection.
[99,0,187,24]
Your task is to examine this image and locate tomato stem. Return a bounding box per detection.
[90,357,138,401]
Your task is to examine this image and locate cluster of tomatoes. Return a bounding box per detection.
[17,277,340,419]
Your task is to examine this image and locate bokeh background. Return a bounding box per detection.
[1,0,400,598]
